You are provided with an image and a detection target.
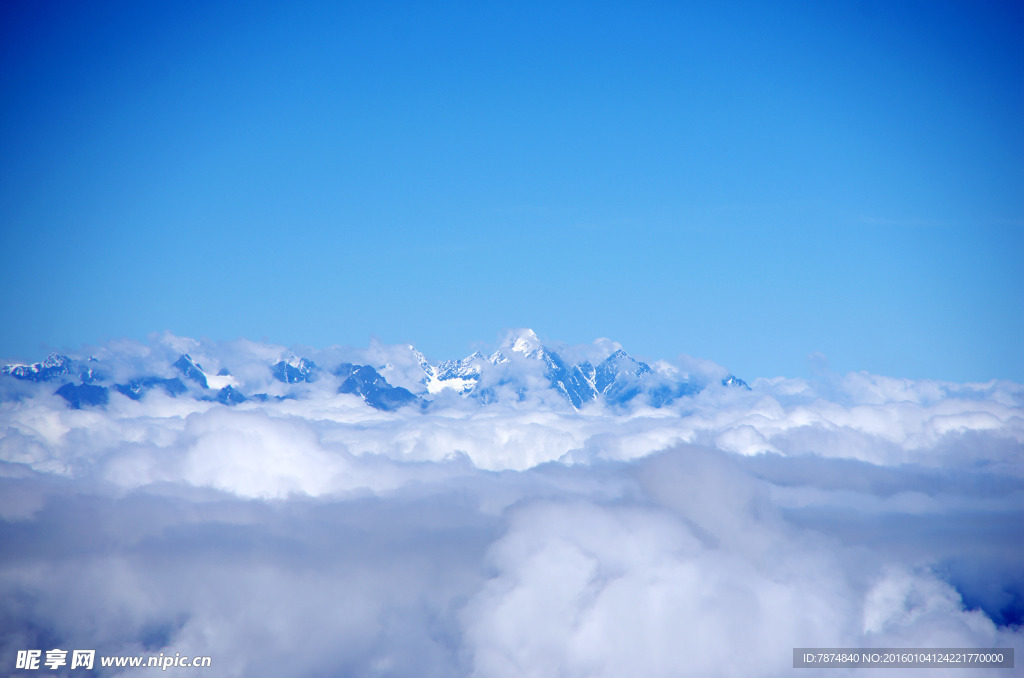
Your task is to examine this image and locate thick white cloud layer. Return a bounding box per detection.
[1,336,1022,677]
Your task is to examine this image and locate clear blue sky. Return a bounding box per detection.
[2,0,1022,382]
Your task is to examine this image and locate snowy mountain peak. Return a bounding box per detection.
[504,328,543,358]
[41,353,73,369]
[722,375,750,390]
[272,355,319,384]
[422,352,485,395]
[594,349,654,403]
[1,353,75,382]
[173,354,209,388]
[598,349,652,377]
[172,353,238,391]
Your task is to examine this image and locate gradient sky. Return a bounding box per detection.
[2,0,1022,382]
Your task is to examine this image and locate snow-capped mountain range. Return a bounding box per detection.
[1,329,746,411]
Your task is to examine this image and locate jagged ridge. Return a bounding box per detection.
[1,331,748,411]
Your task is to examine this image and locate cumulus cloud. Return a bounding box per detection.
[0,335,1021,677]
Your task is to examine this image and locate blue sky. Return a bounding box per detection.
[2,0,1021,382]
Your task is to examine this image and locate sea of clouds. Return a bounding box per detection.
[1,334,1022,677]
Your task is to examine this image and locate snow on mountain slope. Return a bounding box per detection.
[2,353,77,382]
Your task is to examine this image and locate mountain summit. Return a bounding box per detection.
[503,328,544,358]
